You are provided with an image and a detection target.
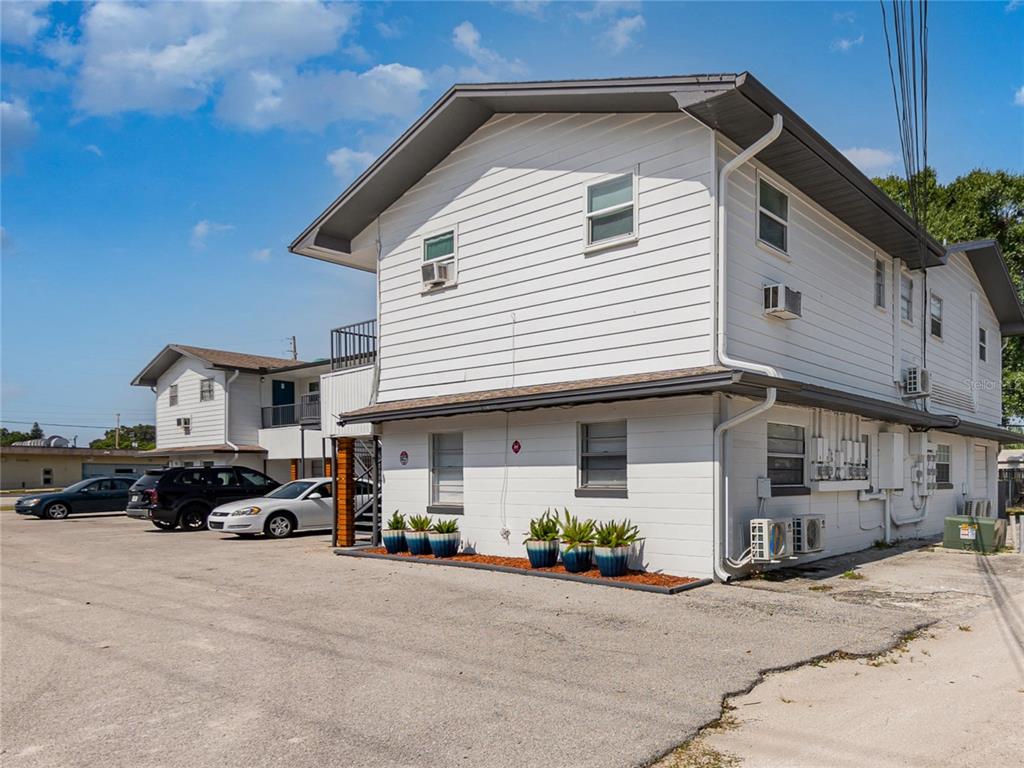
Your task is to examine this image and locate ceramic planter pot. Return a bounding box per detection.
[560,542,594,573]
[594,545,630,577]
[428,531,460,558]
[525,539,559,568]
[406,530,432,556]
[381,529,407,554]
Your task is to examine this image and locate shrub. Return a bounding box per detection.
[386,511,406,530]
[432,518,459,534]
[408,514,432,532]
[594,518,640,548]
[558,508,596,551]
[523,509,560,543]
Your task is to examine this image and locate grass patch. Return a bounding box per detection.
[808,584,834,592]
[958,624,972,632]
[872,539,895,549]
[840,569,865,580]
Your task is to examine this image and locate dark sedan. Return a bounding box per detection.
[14,477,136,519]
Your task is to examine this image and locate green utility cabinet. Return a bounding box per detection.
[943,516,1006,554]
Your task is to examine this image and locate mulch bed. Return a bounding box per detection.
[362,548,699,589]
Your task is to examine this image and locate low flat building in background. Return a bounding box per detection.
[1,443,168,490]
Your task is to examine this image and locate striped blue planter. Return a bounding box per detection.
[560,543,593,573]
[382,529,407,554]
[406,531,432,556]
[428,531,460,558]
[594,546,630,577]
[525,539,559,568]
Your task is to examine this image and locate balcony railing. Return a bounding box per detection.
[261,393,321,428]
[331,319,376,370]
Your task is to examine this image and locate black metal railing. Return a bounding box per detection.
[261,393,321,428]
[331,319,376,370]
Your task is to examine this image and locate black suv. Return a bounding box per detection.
[127,466,279,531]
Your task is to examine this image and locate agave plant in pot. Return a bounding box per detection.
[523,509,560,568]
[593,519,640,577]
[428,518,461,558]
[381,511,407,554]
[406,514,433,556]
[558,509,596,573]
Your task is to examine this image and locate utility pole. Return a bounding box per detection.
[289,336,298,361]
[115,413,121,449]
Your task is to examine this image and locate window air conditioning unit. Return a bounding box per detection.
[902,367,931,399]
[964,499,992,517]
[421,260,452,288]
[176,417,191,430]
[750,517,794,563]
[763,283,802,320]
[792,515,826,554]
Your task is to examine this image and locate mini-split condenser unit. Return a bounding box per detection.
[903,367,931,398]
[763,283,802,320]
[750,517,794,563]
[792,515,826,554]
[421,260,453,288]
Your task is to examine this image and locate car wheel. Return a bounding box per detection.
[151,520,176,531]
[178,505,209,531]
[44,502,70,520]
[264,513,294,539]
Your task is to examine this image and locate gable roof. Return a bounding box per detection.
[946,240,1024,336]
[131,344,308,387]
[290,73,1022,335]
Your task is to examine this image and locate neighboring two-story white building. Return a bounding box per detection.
[131,344,332,482]
[293,74,1024,579]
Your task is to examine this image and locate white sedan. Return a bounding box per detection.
[207,477,334,539]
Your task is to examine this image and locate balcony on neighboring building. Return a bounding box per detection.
[331,319,376,370]
[260,393,321,428]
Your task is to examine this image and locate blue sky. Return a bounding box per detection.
[2,1,1022,443]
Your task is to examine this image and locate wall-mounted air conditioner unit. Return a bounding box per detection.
[763,283,802,320]
[421,260,453,289]
[175,417,190,428]
[902,367,931,399]
[964,499,992,517]
[792,515,826,554]
[750,517,794,563]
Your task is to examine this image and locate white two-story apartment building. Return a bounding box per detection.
[293,74,1023,578]
[131,345,332,482]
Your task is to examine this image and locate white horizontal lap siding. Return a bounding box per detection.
[351,112,714,403]
[380,396,716,577]
[319,365,375,437]
[154,358,225,448]
[228,373,260,446]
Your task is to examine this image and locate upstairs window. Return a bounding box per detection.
[979,327,988,362]
[874,259,886,308]
[421,230,456,290]
[578,421,627,491]
[930,294,943,339]
[757,177,789,254]
[900,274,914,322]
[585,173,636,247]
[767,422,805,488]
[169,384,178,407]
[430,432,464,508]
[200,378,215,402]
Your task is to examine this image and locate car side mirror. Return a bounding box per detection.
[80,487,91,493]
[307,492,322,500]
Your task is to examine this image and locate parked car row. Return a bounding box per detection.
[15,466,339,539]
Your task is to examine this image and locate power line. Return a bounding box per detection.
[2,419,112,430]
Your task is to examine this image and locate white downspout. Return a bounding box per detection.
[224,369,240,453]
[708,113,785,582]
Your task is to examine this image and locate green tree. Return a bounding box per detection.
[89,424,156,451]
[873,168,1024,423]
[28,421,44,439]
[0,428,33,446]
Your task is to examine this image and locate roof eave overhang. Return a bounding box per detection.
[946,240,1024,336]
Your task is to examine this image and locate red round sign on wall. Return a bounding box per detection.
[399,450,409,465]
[511,440,521,454]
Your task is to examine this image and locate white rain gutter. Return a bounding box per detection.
[224,369,240,452]
[708,113,785,582]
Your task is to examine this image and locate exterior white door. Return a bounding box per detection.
[300,481,333,528]
[972,445,989,498]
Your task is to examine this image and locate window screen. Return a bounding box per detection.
[767,423,805,487]
[431,433,464,505]
[579,421,627,488]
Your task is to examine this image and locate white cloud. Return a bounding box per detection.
[842,147,898,173]
[190,219,233,248]
[251,248,272,262]
[831,34,864,52]
[375,18,408,39]
[1006,0,1022,11]
[84,144,103,157]
[576,2,641,22]
[1015,85,1024,106]
[452,21,526,81]
[1,100,39,169]
[500,1,550,19]
[327,147,377,184]
[0,1,50,47]
[603,14,645,53]
[833,10,857,23]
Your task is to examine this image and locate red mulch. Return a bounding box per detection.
[363,548,698,588]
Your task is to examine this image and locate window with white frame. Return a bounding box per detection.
[430,432,464,507]
[421,230,456,289]
[935,444,952,486]
[874,259,886,308]
[199,378,215,402]
[930,293,943,339]
[767,423,805,488]
[169,384,178,407]
[979,327,988,362]
[757,177,789,253]
[578,421,627,490]
[900,274,914,322]
[585,173,636,247]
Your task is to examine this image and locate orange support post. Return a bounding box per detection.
[334,437,355,547]
[289,459,299,481]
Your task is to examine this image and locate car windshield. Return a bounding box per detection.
[63,479,95,493]
[265,481,315,500]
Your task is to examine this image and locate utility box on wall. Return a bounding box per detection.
[877,432,905,490]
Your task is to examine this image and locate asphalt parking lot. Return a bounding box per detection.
[0,510,977,768]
